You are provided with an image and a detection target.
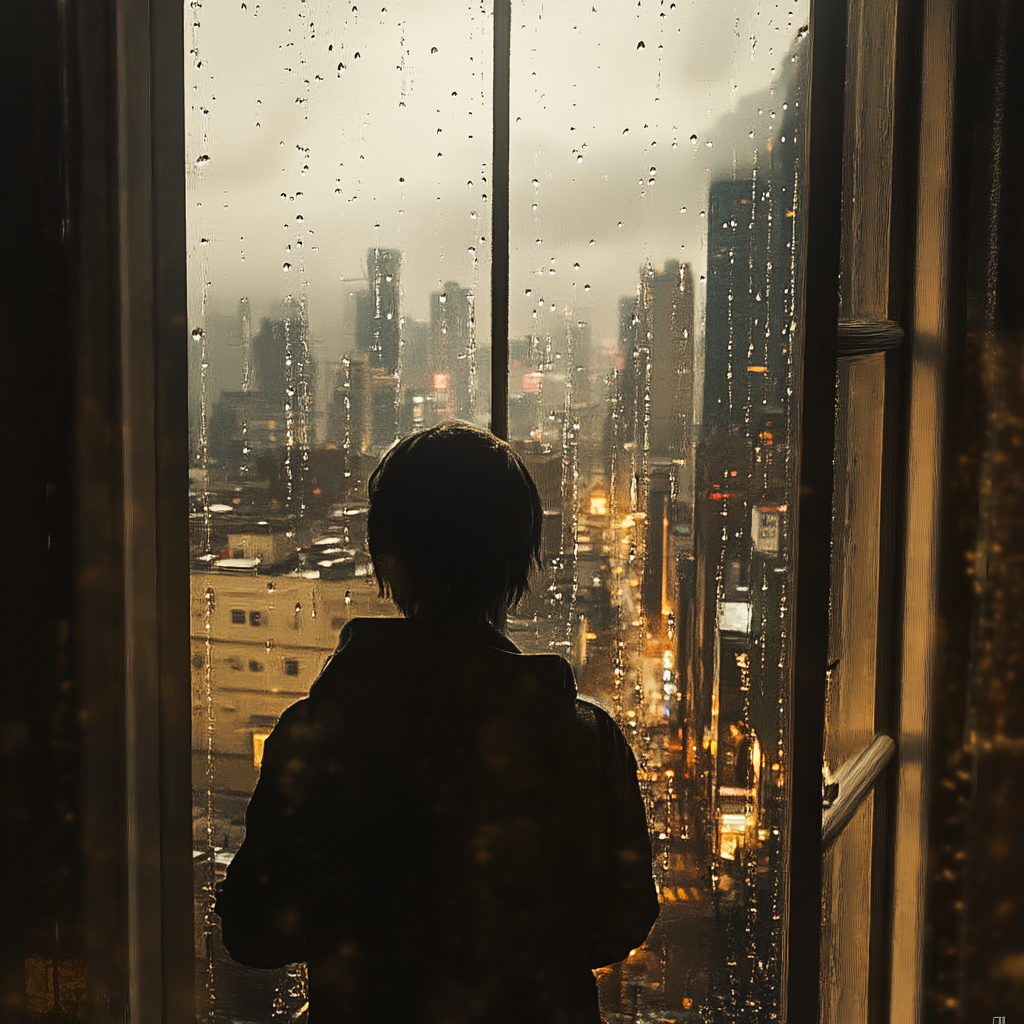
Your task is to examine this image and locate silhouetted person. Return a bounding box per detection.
[216,423,659,1023]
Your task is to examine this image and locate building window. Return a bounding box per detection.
[248,660,263,673]
[284,659,299,677]
[248,610,261,627]
[230,609,246,624]
[252,732,272,769]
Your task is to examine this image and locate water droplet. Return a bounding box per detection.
[195,154,211,166]
[577,154,583,164]
[584,283,591,292]
[636,40,645,49]
[191,328,204,341]
[282,262,291,271]
[689,134,697,144]
[797,24,809,39]
[589,238,595,246]
[431,46,438,54]
[573,262,580,269]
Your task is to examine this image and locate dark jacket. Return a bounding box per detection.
[215,617,658,1023]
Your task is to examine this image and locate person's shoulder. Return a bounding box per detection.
[306,617,398,692]
[271,695,321,740]
[507,650,578,704]
[573,696,638,754]
[573,694,615,726]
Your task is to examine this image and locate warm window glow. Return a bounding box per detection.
[252,732,271,769]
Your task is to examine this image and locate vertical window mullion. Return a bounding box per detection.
[490,0,511,441]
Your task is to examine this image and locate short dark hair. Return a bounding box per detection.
[367,423,543,624]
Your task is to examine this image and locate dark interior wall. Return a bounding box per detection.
[926,0,1024,1018]
[4,0,89,1019]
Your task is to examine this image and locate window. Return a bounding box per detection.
[248,660,263,673]
[177,0,984,1016]
[252,732,272,769]
[230,609,246,624]
[187,3,815,1019]
[248,611,261,627]
[12,0,1004,1014]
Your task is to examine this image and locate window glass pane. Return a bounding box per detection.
[186,3,491,1018]
[509,2,810,1019]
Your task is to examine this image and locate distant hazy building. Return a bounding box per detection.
[208,296,313,475]
[326,350,398,455]
[617,259,695,461]
[429,281,476,420]
[359,246,402,373]
[702,176,792,440]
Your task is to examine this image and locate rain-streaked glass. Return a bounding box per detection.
[507,2,810,1019]
[187,0,812,1019]
[186,3,491,1019]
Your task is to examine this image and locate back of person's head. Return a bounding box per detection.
[367,423,543,625]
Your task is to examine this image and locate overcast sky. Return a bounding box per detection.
[186,0,809,366]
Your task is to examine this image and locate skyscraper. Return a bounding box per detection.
[617,259,695,461]
[429,281,475,421]
[360,246,402,373]
[702,172,795,442]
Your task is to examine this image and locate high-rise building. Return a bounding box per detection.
[429,281,475,420]
[702,173,794,441]
[359,246,402,373]
[617,260,695,461]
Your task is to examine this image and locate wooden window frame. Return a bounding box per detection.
[72,0,966,1019]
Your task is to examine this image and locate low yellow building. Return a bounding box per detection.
[190,570,394,849]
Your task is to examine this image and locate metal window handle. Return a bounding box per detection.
[821,733,897,850]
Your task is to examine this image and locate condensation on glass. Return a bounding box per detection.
[507,2,810,1019]
[186,3,491,1019]
[186,0,812,1020]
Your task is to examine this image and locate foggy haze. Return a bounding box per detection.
[186,0,805,356]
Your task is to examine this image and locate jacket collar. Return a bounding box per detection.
[338,616,521,656]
